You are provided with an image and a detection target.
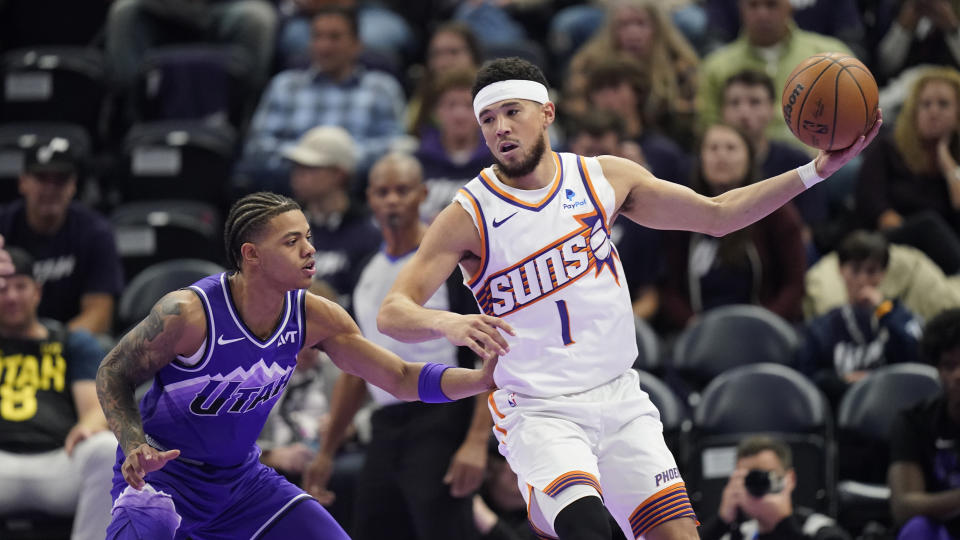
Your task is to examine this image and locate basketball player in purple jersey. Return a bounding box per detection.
[96,192,499,540]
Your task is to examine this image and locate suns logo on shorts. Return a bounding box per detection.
[475,211,619,317]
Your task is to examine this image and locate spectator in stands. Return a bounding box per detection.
[105,0,277,88]
[408,22,483,136]
[0,234,11,285]
[798,231,923,408]
[0,139,123,335]
[282,125,380,309]
[304,153,490,540]
[236,5,405,193]
[856,66,960,275]
[877,0,960,80]
[584,57,690,185]
[564,111,662,321]
[888,307,960,540]
[415,68,493,223]
[659,124,805,332]
[702,0,866,58]
[804,241,960,324]
[697,0,852,148]
[702,435,850,539]
[0,247,117,540]
[720,69,830,256]
[276,0,415,71]
[566,0,700,145]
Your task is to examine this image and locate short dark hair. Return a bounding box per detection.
[567,111,625,140]
[224,192,301,272]
[6,246,35,280]
[311,6,359,38]
[472,57,549,99]
[921,308,960,366]
[431,21,483,67]
[585,57,648,99]
[736,435,792,469]
[723,69,776,102]
[837,230,890,268]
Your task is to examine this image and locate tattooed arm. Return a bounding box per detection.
[96,289,206,488]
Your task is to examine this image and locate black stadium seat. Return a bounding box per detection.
[835,363,941,533]
[117,258,226,333]
[111,199,223,281]
[671,304,798,393]
[635,369,689,458]
[687,363,834,517]
[0,47,107,145]
[118,121,236,210]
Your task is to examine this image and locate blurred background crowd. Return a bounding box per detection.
[1,0,960,539]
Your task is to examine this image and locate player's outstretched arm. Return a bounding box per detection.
[96,290,204,488]
[305,292,497,401]
[378,203,515,359]
[607,109,882,237]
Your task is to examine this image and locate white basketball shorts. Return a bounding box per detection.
[487,369,697,539]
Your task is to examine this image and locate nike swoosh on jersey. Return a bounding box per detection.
[492,212,518,228]
[217,335,245,346]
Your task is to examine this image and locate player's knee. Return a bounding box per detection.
[105,486,180,540]
[554,496,610,540]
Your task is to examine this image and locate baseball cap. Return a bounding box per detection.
[282,126,357,174]
[6,246,36,280]
[23,137,78,175]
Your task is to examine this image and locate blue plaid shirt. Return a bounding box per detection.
[240,65,405,177]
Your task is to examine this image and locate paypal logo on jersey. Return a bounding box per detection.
[562,188,587,210]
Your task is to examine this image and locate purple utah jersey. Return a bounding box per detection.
[139,273,306,467]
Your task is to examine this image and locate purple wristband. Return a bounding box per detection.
[418,362,453,403]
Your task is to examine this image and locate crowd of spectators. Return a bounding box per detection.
[2,0,960,539]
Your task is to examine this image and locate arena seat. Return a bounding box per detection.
[632,316,661,374]
[117,120,236,211]
[117,258,226,333]
[0,47,107,145]
[835,363,941,533]
[686,363,834,517]
[111,200,223,284]
[671,304,798,394]
[634,369,689,458]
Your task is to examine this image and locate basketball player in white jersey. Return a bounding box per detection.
[379,58,881,540]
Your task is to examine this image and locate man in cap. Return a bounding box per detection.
[0,138,124,335]
[284,125,380,308]
[0,246,117,539]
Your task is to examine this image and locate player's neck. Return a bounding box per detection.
[494,152,557,191]
[382,221,426,258]
[226,273,286,340]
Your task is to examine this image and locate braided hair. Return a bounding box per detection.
[224,192,301,272]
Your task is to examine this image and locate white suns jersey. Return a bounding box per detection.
[454,152,637,398]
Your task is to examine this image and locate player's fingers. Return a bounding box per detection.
[472,331,504,359]
[464,337,489,359]
[474,325,509,355]
[485,316,517,337]
[159,449,180,464]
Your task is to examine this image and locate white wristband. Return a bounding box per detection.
[796,160,824,189]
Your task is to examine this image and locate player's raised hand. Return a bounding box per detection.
[815,108,883,178]
[122,443,180,490]
[303,452,337,506]
[439,313,516,360]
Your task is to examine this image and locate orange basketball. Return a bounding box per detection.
[781,52,879,151]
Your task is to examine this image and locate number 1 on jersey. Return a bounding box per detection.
[555,300,575,346]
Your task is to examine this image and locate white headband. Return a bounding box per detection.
[473,79,550,120]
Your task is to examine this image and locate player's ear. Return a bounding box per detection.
[542,102,556,127]
[240,242,259,267]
